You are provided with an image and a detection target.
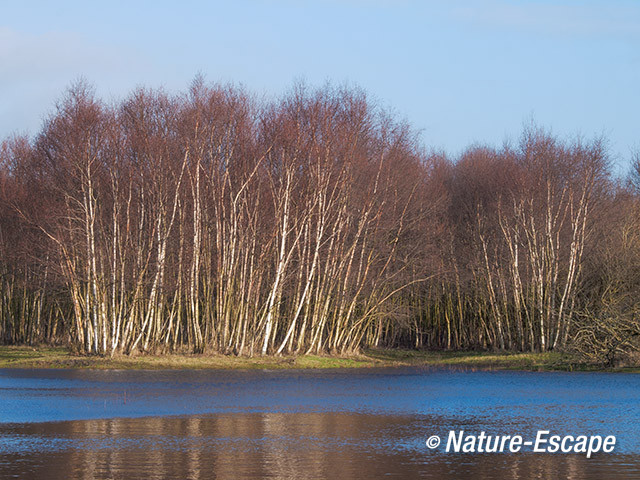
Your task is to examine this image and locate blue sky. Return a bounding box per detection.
[2,0,639,171]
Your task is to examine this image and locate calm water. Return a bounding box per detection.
[0,367,639,479]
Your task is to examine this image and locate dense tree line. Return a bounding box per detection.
[0,80,638,361]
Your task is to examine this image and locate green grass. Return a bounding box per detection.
[0,346,376,370]
[363,349,579,370]
[0,345,636,372]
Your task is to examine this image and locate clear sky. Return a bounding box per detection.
[1,0,639,171]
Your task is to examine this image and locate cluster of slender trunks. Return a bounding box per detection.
[0,80,622,357]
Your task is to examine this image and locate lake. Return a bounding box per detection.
[0,367,638,478]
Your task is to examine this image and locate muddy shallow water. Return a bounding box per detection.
[1,367,639,478]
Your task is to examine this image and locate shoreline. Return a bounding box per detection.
[1,345,638,373]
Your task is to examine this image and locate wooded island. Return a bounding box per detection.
[1,80,638,366]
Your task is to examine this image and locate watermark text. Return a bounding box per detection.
[424,430,616,458]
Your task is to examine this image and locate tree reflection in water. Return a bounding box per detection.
[1,412,637,479]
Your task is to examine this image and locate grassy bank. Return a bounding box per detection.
[1,345,636,372]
